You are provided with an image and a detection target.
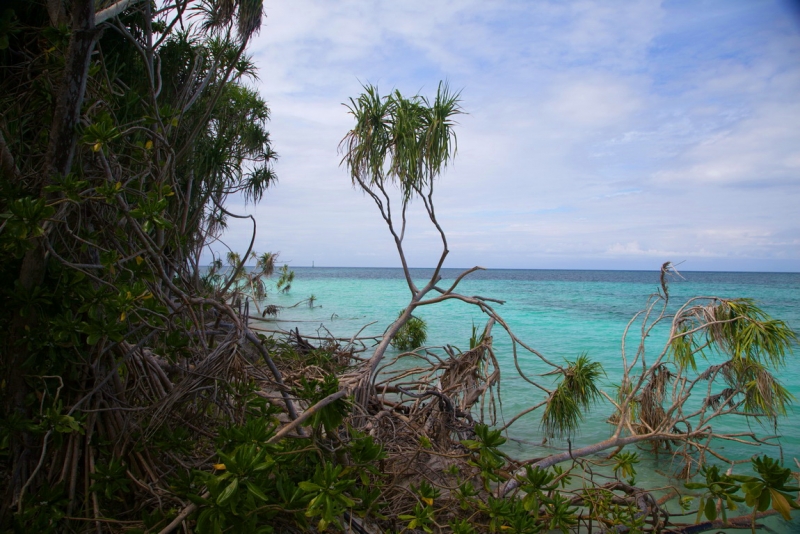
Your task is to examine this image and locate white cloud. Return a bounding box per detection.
[210,0,800,272]
[653,100,800,186]
[543,75,643,128]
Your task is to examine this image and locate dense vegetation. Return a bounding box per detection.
[0,0,283,529]
[1,1,798,533]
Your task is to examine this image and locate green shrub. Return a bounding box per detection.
[390,314,428,350]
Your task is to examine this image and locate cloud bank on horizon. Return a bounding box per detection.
[215,0,800,272]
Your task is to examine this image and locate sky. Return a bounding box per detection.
[214,0,800,272]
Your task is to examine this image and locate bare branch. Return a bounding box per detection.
[96,0,144,24]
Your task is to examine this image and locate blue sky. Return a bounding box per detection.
[216,0,800,272]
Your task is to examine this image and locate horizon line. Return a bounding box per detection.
[211,265,800,274]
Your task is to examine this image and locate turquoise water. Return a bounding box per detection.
[259,268,800,472]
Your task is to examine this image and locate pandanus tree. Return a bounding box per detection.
[340,82,468,406]
[340,84,611,434]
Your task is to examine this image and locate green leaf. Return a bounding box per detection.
[339,494,356,507]
[245,481,269,502]
[187,493,211,506]
[298,481,322,492]
[522,492,539,512]
[216,478,238,505]
[769,489,793,520]
[253,459,275,472]
[757,489,771,512]
[696,496,707,522]
[704,497,717,521]
[684,482,706,490]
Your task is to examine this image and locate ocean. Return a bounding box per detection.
[254,267,800,524]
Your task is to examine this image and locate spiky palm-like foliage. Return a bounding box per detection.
[541,354,605,439]
[341,81,462,204]
[391,314,428,351]
[670,298,797,421]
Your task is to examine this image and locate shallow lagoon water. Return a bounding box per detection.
[258,267,800,529]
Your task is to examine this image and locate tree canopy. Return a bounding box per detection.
[0,0,280,528]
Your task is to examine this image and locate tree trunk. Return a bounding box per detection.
[3,0,98,514]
